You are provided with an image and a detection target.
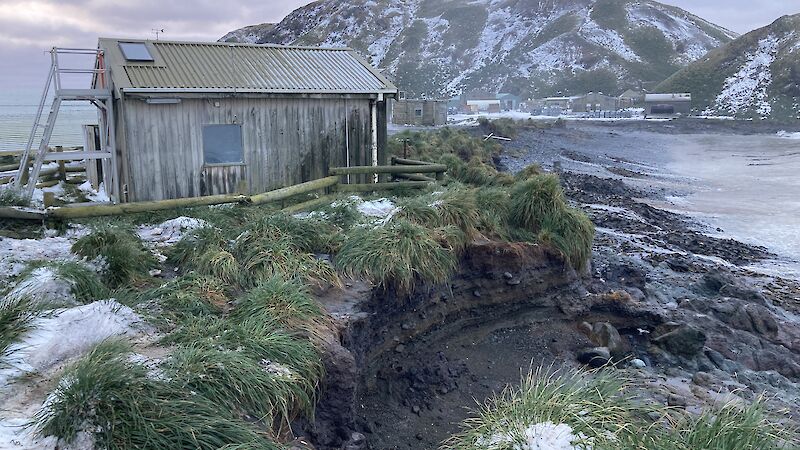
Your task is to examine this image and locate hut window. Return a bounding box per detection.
[415,108,423,117]
[202,124,244,165]
[119,42,154,62]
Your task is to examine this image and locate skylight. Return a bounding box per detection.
[119,42,154,62]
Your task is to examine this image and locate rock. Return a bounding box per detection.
[652,324,706,357]
[591,322,625,357]
[395,344,406,353]
[506,279,521,286]
[502,272,514,280]
[667,394,687,407]
[411,405,421,415]
[692,371,713,387]
[577,347,611,368]
[578,322,593,336]
[630,358,646,369]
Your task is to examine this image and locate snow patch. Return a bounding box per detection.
[137,217,208,247]
[708,35,780,117]
[0,300,146,386]
[3,267,77,308]
[477,421,584,450]
[581,18,640,62]
[0,227,92,280]
[357,198,399,225]
[77,181,110,203]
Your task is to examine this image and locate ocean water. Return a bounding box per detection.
[0,88,98,153]
[665,133,800,279]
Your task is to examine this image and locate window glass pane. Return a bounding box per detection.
[119,42,154,61]
[202,125,244,164]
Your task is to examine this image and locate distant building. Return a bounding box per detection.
[392,99,448,126]
[497,93,522,111]
[644,93,692,118]
[571,93,619,112]
[466,99,502,113]
[619,89,646,108]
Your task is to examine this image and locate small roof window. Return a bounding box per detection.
[119,42,153,62]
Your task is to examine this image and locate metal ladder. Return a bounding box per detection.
[14,47,118,202]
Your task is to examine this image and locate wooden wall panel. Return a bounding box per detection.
[120,96,372,202]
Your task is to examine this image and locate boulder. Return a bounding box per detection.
[652,324,706,357]
[591,322,626,357]
[577,347,611,368]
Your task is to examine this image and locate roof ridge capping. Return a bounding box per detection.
[98,37,355,52]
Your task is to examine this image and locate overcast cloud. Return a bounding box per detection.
[0,0,798,93]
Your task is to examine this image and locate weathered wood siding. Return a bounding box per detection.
[118,96,373,202]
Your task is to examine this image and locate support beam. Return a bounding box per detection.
[335,181,431,193]
[249,176,339,205]
[371,99,378,183]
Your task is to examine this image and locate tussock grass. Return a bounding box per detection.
[443,367,644,450]
[0,186,29,207]
[232,276,328,341]
[508,174,566,231]
[164,316,323,384]
[0,297,35,361]
[138,274,227,325]
[165,345,316,428]
[538,207,595,269]
[444,367,796,450]
[171,217,340,289]
[35,340,280,450]
[337,218,457,292]
[508,175,594,268]
[20,261,108,303]
[654,399,795,450]
[72,226,157,286]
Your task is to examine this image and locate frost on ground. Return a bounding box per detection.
[137,216,208,247]
[477,422,584,450]
[0,300,146,385]
[357,198,399,224]
[2,267,77,308]
[0,226,92,280]
[0,300,148,450]
[708,35,780,118]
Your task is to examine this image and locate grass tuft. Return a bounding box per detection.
[137,274,227,327]
[508,174,566,231]
[72,226,157,286]
[35,339,281,449]
[19,261,108,304]
[443,366,644,450]
[0,297,36,362]
[337,218,457,292]
[538,207,595,269]
[0,186,29,207]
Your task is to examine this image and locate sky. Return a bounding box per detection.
[0,0,798,95]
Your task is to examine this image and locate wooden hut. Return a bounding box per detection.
[95,38,397,202]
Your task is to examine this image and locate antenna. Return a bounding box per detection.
[152,29,165,40]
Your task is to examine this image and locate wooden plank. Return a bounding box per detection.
[48,193,249,219]
[335,181,431,193]
[330,164,447,175]
[393,173,436,182]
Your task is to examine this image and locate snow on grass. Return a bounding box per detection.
[0,226,92,280]
[580,18,640,62]
[2,267,77,308]
[0,300,146,385]
[137,217,208,247]
[626,4,721,63]
[77,181,110,203]
[708,35,780,118]
[476,421,584,450]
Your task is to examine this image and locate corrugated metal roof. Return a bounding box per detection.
[99,38,396,94]
[645,93,692,102]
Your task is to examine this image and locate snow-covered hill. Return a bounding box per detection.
[221,0,736,98]
[658,14,800,120]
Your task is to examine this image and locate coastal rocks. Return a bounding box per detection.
[577,347,611,368]
[579,321,627,358]
[652,323,706,357]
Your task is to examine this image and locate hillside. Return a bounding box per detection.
[221,0,736,98]
[658,14,800,120]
